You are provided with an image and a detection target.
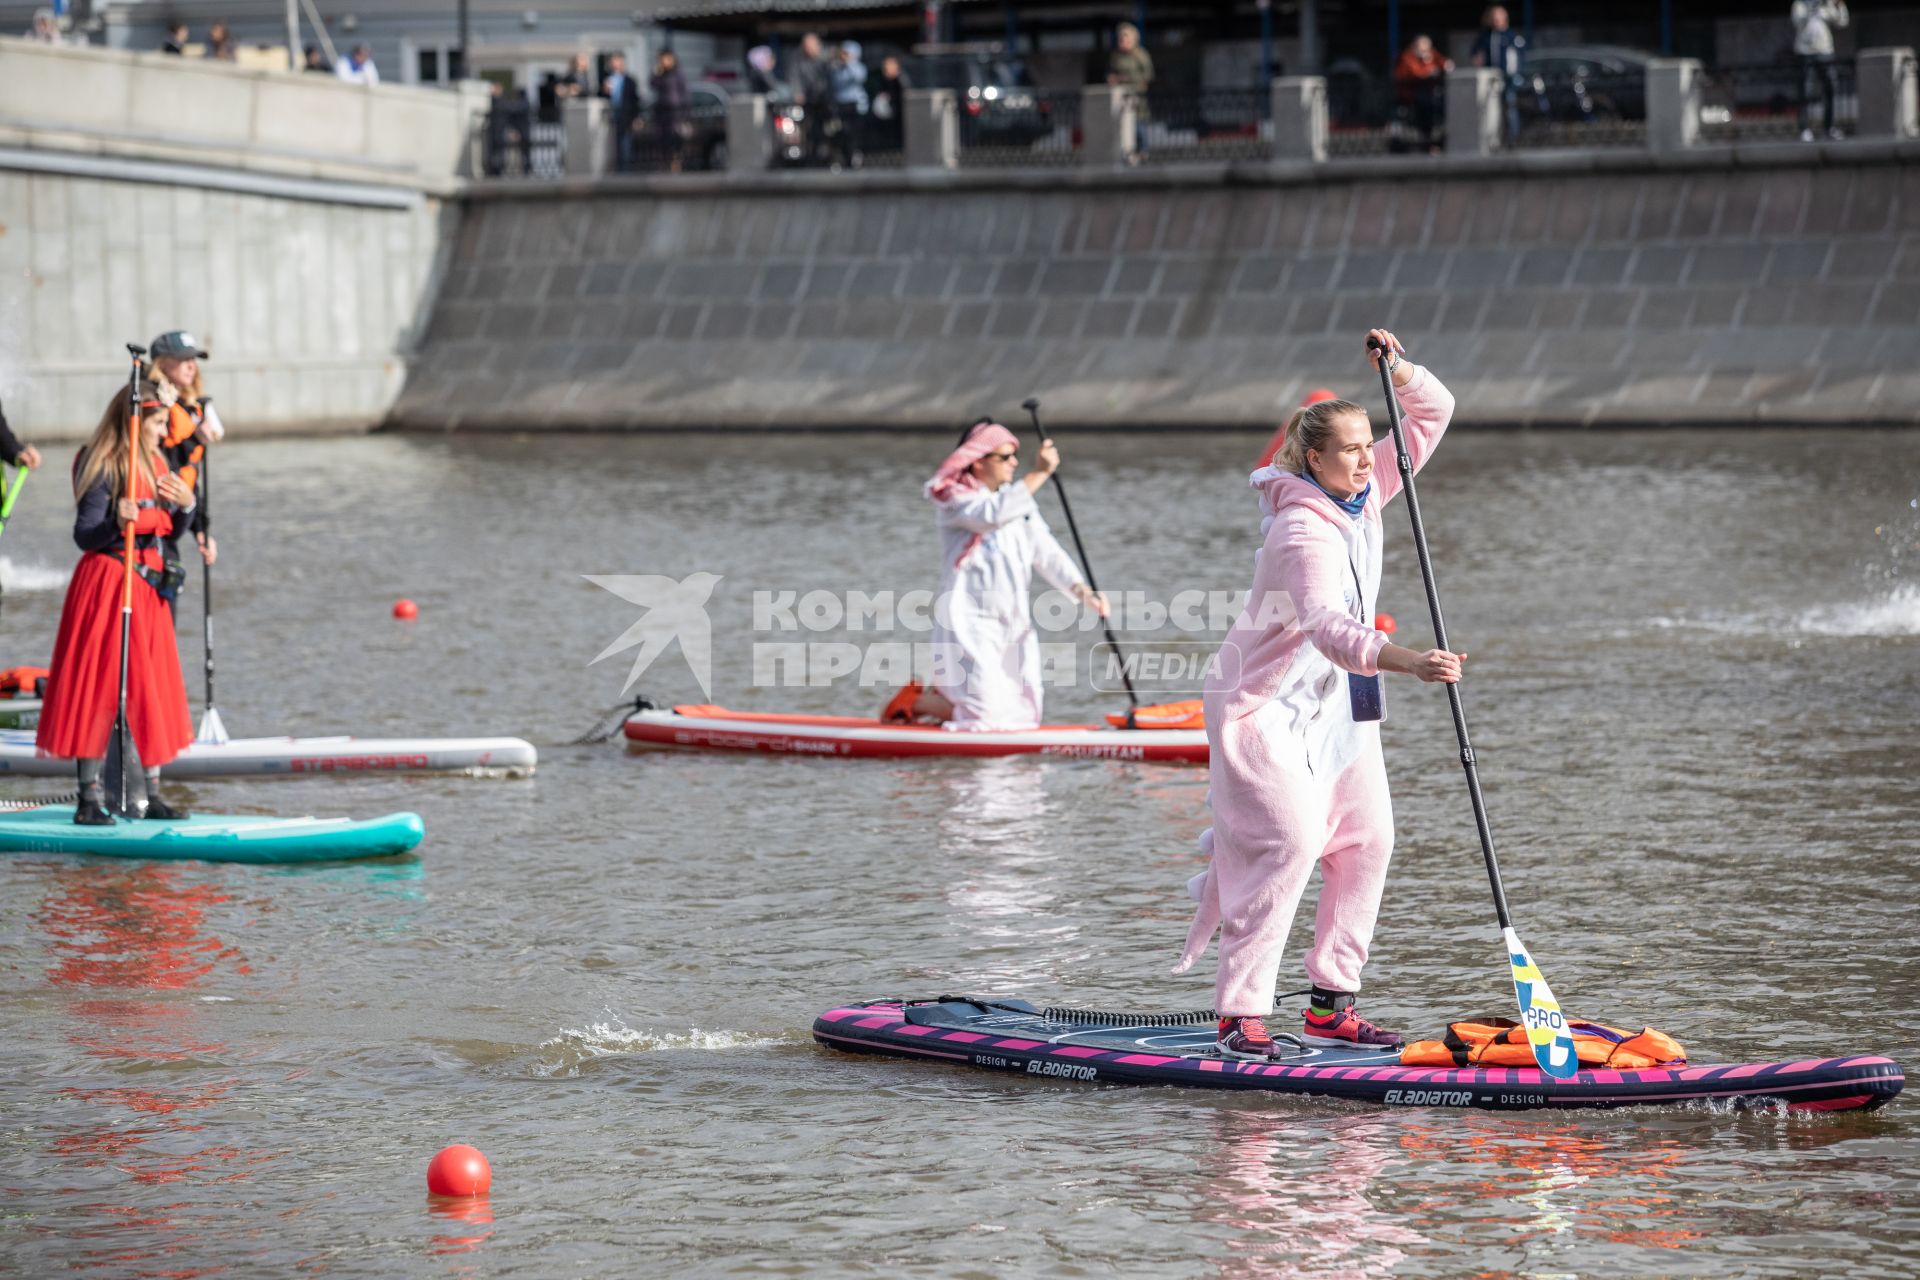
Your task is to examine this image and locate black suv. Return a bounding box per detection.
[898,46,1055,151]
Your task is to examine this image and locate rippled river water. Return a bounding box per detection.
[0,427,1915,1278]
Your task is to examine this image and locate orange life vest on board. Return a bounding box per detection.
[1399,1018,1686,1070]
[0,665,49,698]
[1104,699,1206,730]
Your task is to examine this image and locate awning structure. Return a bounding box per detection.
[643,0,985,22]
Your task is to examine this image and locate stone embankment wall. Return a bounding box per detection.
[395,146,1920,430]
[0,39,485,436]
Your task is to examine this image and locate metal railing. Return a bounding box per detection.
[466,57,1885,179]
[1134,89,1271,164]
[1701,59,1857,142]
[1509,67,1649,149]
[1327,124,1394,158]
[957,88,1079,168]
[479,105,564,179]
[629,97,731,173]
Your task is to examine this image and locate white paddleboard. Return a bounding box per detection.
[0,729,536,778]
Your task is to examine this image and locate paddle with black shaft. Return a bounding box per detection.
[1018,398,1141,724]
[1367,335,1579,1080]
[194,417,226,744]
[110,344,146,818]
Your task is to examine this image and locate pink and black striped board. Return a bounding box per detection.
[814,998,1904,1113]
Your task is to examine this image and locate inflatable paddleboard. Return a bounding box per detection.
[0,730,536,778]
[0,804,424,863]
[624,705,1207,763]
[815,998,1903,1113]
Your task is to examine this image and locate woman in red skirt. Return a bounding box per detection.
[37,384,196,824]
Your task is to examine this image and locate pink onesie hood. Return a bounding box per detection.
[1248,464,1375,534]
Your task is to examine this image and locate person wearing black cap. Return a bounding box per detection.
[143,331,219,601]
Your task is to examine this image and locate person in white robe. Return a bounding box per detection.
[904,421,1107,730]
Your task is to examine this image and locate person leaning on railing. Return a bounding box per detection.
[1792,0,1850,141]
[1394,35,1452,155]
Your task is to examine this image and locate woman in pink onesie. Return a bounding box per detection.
[1175,328,1466,1061]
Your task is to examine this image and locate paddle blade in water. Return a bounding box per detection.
[1503,927,1579,1078]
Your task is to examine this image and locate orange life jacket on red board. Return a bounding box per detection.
[1399,1018,1686,1071]
[1104,699,1206,730]
[0,665,49,699]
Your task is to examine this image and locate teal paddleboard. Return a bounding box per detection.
[0,804,424,863]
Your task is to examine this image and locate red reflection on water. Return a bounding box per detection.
[429,1194,496,1256]
[29,860,273,1263]
[36,865,251,991]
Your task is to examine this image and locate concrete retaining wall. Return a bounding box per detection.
[0,171,453,435]
[393,146,1920,430]
[0,38,482,438]
[0,40,489,194]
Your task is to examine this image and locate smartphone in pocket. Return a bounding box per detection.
[1349,672,1384,722]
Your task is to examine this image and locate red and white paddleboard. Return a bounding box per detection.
[622,705,1207,763]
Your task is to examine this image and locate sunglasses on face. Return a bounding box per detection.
[985,451,1018,463]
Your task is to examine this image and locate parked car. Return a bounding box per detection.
[635,80,731,171]
[1518,46,1733,129]
[898,47,1055,150]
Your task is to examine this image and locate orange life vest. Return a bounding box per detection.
[0,665,49,698]
[1105,699,1206,730]
[164,403,204,492]
[1399,1017,1686,1071]
[882,681,925,724]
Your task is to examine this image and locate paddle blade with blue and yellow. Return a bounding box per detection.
[1504,926,1579,1079]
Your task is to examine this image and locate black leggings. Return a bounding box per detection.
[1798,55,1838,133]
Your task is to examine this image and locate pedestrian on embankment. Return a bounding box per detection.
[792,33,834,166]
[1470,6,1526,143]
[1792,1,1851,140]
[649,50,691,173]
[1108,22,1154,159]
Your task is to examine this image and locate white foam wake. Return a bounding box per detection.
[1794,583,1920,637]
[1629,584,1919,640]
[532,1018,788,1077]
[0,558,70,592]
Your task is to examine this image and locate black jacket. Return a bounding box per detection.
[0,399,27,468]
[600,71,642,124]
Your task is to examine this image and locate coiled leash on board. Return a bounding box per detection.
[0,792,80,811]
[569,695,657,746]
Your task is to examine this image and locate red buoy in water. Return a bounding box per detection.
[393,599,419,620]
[1375,612,1397,635]
[426,1144,491,1196]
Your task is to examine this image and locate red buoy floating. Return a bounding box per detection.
[393,599,419,620]
[1375,612,1397,635]
[426,1144,492,1197]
